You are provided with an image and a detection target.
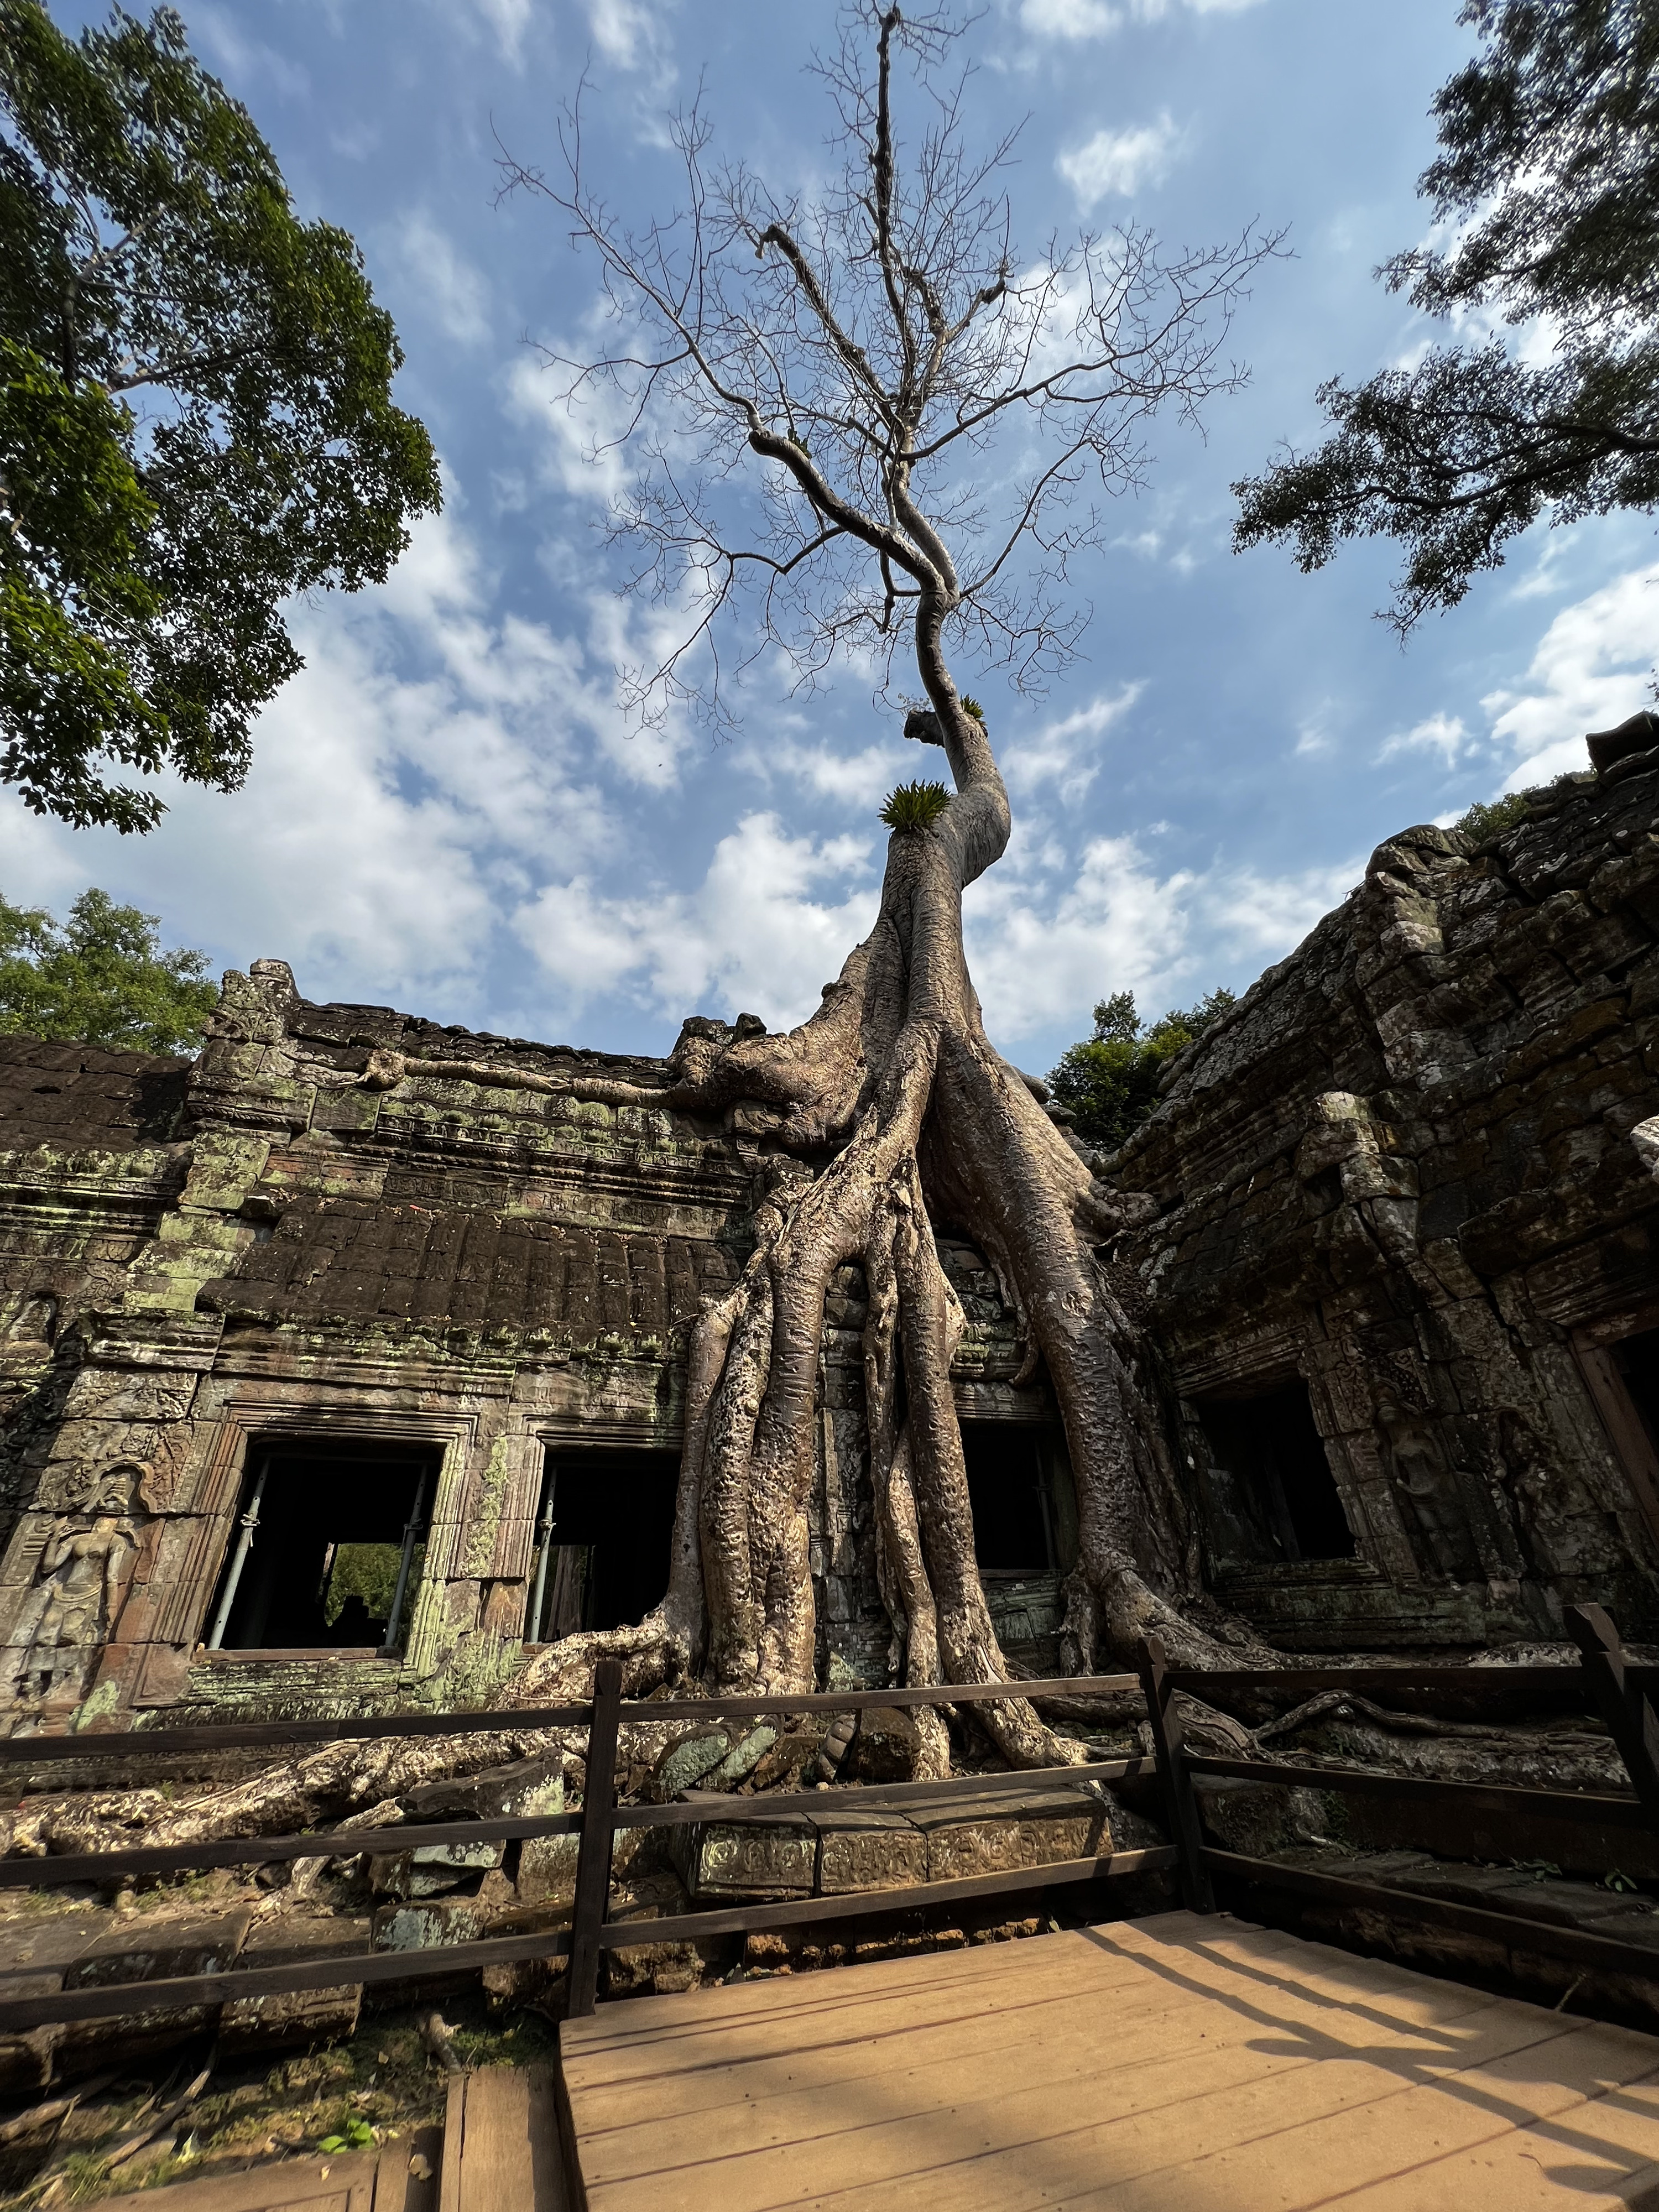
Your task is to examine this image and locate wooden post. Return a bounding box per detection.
[1566,1603,1659,1816]
[566,1656,624,2018]
[1138,1635,1215,1913]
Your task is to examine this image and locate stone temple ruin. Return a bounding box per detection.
[3,732,1659,1734]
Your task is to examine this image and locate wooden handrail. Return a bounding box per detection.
[4,1623,1658,2035]
[0,1671,1145,1765]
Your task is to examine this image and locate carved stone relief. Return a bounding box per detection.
[6,1461,147,1708]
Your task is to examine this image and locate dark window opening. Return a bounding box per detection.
[1614,1328,1659,1449]
[206,1443,437,1653]
[961,1422,1069,1572]
[1196,1379,1353,1565]
[525,1449,679,1641]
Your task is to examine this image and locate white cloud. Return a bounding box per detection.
[468,0,535,64]
[1379,712,1470,768]
[1002,685,1144,803]
[1293,707,1336,758]
[1022,0,1264,35]
[392,215,491,347]
[1023,0,1120,32]
[1484,561,1659,788]
[587,0,671,74]
[1057,114,1184,208]
[961,824,1358,1044]
[0,507,623,1016]
[515,812,879,1029]
[505,355,632,506]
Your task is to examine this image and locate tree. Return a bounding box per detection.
[493,3,1280,1762]
[0,884,216,1051]
[1233,0,1659,630]
[1050,988,1236,1156]
[0,1,440,831]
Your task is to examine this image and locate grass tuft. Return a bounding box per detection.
[880,780,952,833]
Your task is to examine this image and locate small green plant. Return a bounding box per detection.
[320,2116,376,2152]
[1511,1858,1562,1882]
[880,780,952,833]
[960,696,986,723]
[1604,1867,1641,1894]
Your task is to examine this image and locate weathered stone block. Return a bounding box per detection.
[905,1788,1108,1883]
[671,1812,817,1898]
[812,1807,928,1894]
[218,1913,367,2053]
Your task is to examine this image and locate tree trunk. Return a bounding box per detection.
[504,668,1255,1765]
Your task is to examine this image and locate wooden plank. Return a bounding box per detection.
[0,1704,590,1765]
[526,2066,569,2212]
[1569,1601,1659,1813]
[0,1922,574,2033]
[614,1674,1141,1721]
[575,1976,1568,2208]
[0,1677,1142,1768]
[559,1913,1659,2212]
[1323,2099,1659,2208]
[568,1660,623,2019]
[440,2072,465,2212]
[372,2122,441,2212]
[1160,1667,1598,1697]
[1076,2022,1659,2210]
[570,1960,1541,2179]
[1204,1848,1659,1984]
[453,2065,530,2212]
[1137,1635,1213,1911]
[1185,1752,1648,1828]
[92,2149,380,2211]
[441,2066,563,2212]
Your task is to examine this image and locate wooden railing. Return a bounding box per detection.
[1,1600,1657,2032]
[1146,1601,1659,1987]
[0,1670,1161,2032]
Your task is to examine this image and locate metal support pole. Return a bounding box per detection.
[1138,1633,1216,1913]
[566,1656,624,2019]
[206,1456,270,1651]
[527,1471,557,1644]
[380,1468,430,1658]
[1567,1602,1659,1814]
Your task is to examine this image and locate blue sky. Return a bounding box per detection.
[11,0,1659,1073]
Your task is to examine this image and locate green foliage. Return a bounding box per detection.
[1048,986,1236,1154]
[1453,789,1533,842]
[1234,1,1659,630]
[959,696,987,723]
[0,1,440,830]
[323,1539,420,1630]
[880,779,952,832]
[0,884,216,1050]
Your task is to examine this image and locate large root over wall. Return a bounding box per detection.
[6,696,1278,1858]
[489,698,1253,1769]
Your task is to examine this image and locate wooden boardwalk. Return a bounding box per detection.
[559,1910,1659,2210]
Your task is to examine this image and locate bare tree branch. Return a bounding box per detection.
[500,2,1282,733]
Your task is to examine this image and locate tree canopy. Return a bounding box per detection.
[0,885,215,1051]
[0,1,440,831]
[1234,0,1659,629]
[1048,985,1235,1155]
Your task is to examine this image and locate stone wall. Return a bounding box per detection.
[1110,748,1659,1647]
[2,743,1657,1721]
[0,965,1046,1731]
